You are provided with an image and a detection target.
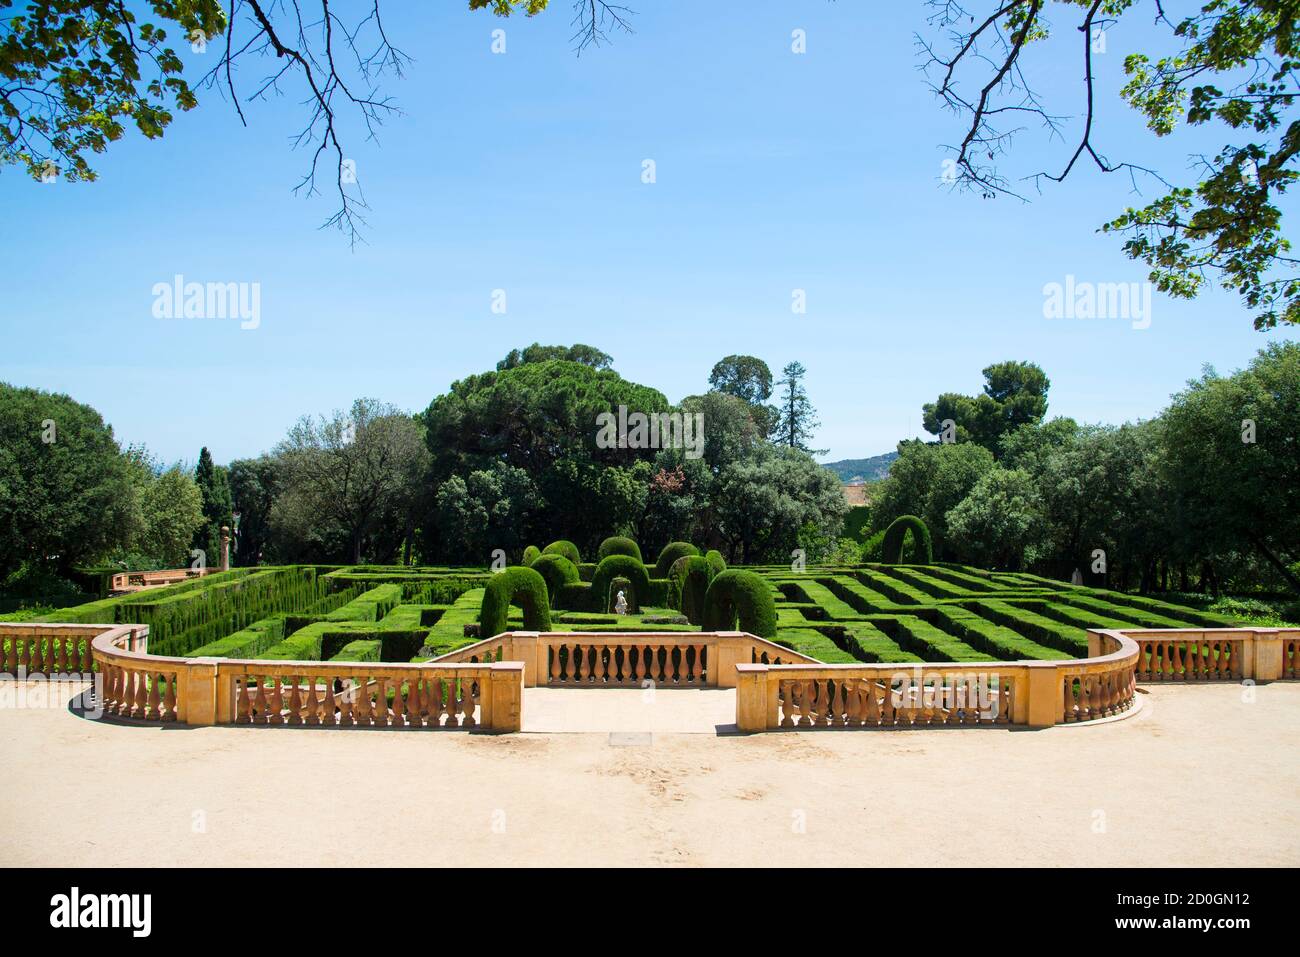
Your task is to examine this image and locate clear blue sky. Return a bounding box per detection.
[2,1,1295,467]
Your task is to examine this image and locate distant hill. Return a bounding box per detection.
[821,452,898,484]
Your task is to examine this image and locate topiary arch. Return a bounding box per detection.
[670,554,714,625]
[701,569,778,639]
[704,549,726,576]
[542,540,581,564]
[653,541,699,577]
[590,554,650,613]
[597,535,642,563]
[881,515,933,565]
[522,545,542,566]
[479,566,552,638]
[529,554,579,607]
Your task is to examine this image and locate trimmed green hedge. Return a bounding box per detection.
[330,639,382,663]
[186,615,287,659]
[542,540,581,564]
[654,541,699,578]
[704,550,726,576]
[702,570,778,639]
[597,536,642,563]
[670,555,714,625]
[529,554,580,607]
[882,515,933,565]
[844,505,871,542]
[479,566,552,638]
[522,545,542,566]
[591,555,651,613]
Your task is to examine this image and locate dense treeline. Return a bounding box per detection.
[4,343,1296,608]
[0,347,842,605]
[865,344,1300,596]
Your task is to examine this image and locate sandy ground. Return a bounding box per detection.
[2,680,1297,867]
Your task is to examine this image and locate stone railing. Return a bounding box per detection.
[1115,628,1299,682]
[1,622,104,675]
[736,629,1141,731]
[433,630,818,688]
[84,623,523,730]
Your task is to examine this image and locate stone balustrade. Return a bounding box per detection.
[736,629,1141,731]
[1110,628,1299,683]
[5,622,1295,735]
[78,623,524,730]
[432,630,818,688]
[1,623,102,675]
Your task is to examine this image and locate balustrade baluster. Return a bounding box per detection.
[354,677,372,726]
[462,677,477,728]
[300,675,318,725]
[288,678,302,726]
[269,677,284,725]
[391,676,407,727]
[572,644,584,683]
[627,646,639,685]
[408,677,424,727]
[373,678,389,726]
[799,680,816,727]
[253,679,268,724]
[323,677,337,727]
[774,676,795,728]
[162,673,176,721]
[56,637,68,674]
[236,677,252,724]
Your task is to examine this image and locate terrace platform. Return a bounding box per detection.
[2,678,1297,867]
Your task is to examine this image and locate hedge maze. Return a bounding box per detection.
[16,538,1242,669]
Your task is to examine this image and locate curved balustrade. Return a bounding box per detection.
[738,630,1141,731]
[85,623,523,730]
[4,622,1293,734]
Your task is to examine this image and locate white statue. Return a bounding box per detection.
[614,589,628,615]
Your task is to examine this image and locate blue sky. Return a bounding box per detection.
[2,0,1295,466]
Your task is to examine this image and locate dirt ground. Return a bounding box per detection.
[2,680,1297,867]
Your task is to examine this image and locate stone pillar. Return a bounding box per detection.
[504,632,540,687]
[1025,663,1062,728]
[710,632,748,688]
[182,659,220,725]
[219,526,231,572]
[1250,630,1284,681]
[735,663,768,732]
[488,662,524,732]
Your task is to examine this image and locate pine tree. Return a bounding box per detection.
[774,361,824,454]
[192,447,233,567]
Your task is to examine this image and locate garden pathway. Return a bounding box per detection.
[522,687,737,734]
